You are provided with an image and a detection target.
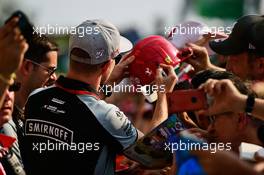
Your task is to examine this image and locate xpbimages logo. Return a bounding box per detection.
[164,140,232,154]
[99,83,166,95]
[164,23,233,37]
[32,140,100,154]
[33,24,100,37]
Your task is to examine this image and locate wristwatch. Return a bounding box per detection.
[245,94,255,115]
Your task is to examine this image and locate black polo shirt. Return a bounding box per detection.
[21,76,138,175]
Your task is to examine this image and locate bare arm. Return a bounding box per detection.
[230,94,264,121]
[251,98,264,120]
[147,64,177,132]
[185,43,225,73]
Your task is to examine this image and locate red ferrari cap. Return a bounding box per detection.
[128,35,185,85]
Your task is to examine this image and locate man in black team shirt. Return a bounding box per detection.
[21,19,177,175]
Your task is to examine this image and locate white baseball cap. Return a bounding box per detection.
[69,19,133,64]
[167,21,227,55]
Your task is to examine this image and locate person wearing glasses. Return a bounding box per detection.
[13,33,58,119]
[190,70,264,154]
[0,33,58,175]
[199,78,264,123]
[16,34,58,109]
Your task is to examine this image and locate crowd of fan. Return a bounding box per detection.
[0,13,264,175]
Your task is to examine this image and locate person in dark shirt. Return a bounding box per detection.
[21,19,177,175]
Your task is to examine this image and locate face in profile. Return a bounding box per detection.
[0,89,15,126]
[27,51,58,91]
[206,112,244,152]
[225,53,250,80]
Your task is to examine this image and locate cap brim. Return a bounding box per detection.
[214,32,228,39]
[205,32,228,56]
[207,32,228,39]
[209,37,247,55]
[120,36,133,53]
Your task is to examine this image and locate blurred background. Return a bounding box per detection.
[0,0,263,73]
[0,0,264,135]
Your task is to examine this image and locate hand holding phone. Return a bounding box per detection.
[5,10,34,42]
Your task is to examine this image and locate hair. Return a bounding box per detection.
[24,34,59,63]
[191,69,251,95]
[191,70,264,139]
[69,48,109,73]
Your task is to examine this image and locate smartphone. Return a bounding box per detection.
[167,89,208,113]
[5,10,34,42]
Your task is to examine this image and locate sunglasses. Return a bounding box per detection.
[28,60,57,76]
[9,82,21,92]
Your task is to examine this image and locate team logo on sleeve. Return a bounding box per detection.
[114,110,135,137]
[122,122,134,136]
[115,111,125,121]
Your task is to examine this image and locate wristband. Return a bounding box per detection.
[0,73,16,86]
[245,94,255,115]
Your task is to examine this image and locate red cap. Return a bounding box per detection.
[128,35,187,85]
